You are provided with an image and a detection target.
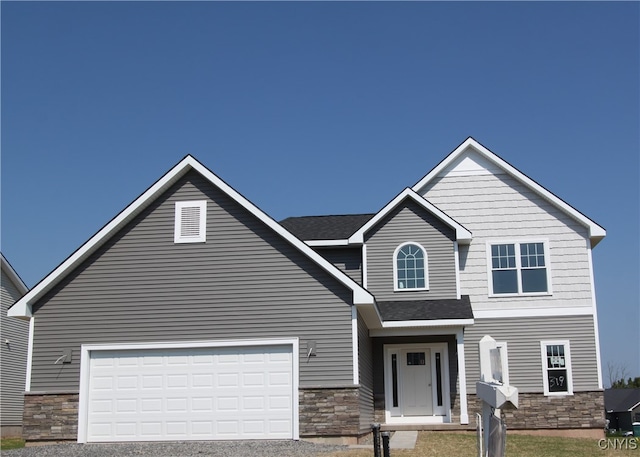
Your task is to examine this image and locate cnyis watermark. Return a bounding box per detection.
[598,437,638,450]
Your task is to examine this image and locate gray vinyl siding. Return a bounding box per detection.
[464,315,600,394]
[30,170,355,391]
[364,200,458,301]
[1,269,29,426]
[357,311,374,432]
[315,248,362,284]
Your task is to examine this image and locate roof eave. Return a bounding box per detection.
[412,137,606,247]
[10,155,375,316]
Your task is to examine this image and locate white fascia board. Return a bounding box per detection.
[1,254,29,295]
[186,159,375,306]
[348,188,472,245]
[9,157,195,319]
[382,318,474,328]
[412,137,606,246]
[10,156,374,319]
[305,239,350,247]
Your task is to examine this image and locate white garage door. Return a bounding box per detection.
[86,344,294,442]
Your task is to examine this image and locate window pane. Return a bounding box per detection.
[396,244,426,289]
[493,269,518,294]
[522,268,548,293]
[407,352,426,365]
[547,369,568,392]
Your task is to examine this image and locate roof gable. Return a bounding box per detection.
[1,253,29,296]
[348,188,472,245]
[8,156,374,318]
[412,137,606,247]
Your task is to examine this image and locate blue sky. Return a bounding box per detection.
[2,2,638,382]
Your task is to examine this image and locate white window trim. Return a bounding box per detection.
[486,239,552,297]
[393,242,429,292]
[540,339,574,396]
[174,200,207,243]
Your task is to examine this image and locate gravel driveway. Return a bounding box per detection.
[1,440,347,457]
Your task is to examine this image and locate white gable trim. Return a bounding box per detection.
[1,253,29,296]
[9,156,374,318]
[412,137,606,246]
[348,188,472,245]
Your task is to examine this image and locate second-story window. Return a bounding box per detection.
[394,243,428,291]
[488,241,550,295]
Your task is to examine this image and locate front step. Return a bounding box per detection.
[381,423,474,432]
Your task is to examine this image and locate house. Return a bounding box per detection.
[1,253,30,437]
[8,137,606,443]
[604,388,640,433]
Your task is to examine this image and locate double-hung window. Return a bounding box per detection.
[540,340,573,395]
[488,241,550,295]
[394,242,428,291]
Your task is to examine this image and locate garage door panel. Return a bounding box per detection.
[86,344,294,442]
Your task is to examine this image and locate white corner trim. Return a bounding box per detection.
[25,317,34,391]
[454,242,461,300]
[77,338,300,443]
[362,244,368,289]
[587,241,604,389]
[412,138,606,245]
[456,329,469,424]
[352,307,359,385]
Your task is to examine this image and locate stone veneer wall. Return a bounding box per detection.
[468,391,605,429]
[23,393,79,441]
[299,387,361,436]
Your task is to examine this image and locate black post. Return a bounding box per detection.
[371,423,381,457]
[381,431,391,457]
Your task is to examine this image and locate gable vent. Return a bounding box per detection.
[174,201,207,243]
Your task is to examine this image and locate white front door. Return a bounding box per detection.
[385,343,449,423]
[401,349,432,416]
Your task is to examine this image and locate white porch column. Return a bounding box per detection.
[456,328,469,424]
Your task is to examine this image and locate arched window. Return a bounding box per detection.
[394,243,428,291]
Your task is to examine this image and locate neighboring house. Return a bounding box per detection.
[604,388,640,433]
[8,137,606,443]
[1,253,30,437]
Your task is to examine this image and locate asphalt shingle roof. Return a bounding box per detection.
[604,388,640,412]
[377,295,474,322]
[280,214,375,241]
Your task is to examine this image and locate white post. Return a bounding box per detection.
[457,328,469,424]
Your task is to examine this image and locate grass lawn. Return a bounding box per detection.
[0,437,25,450]
[326,432,639,457]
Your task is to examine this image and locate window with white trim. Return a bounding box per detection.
[174,201,207,243]
[394,242,428,291]
[488,241,550,295]
[540,340,573,395]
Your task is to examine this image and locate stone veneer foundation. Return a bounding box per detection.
[298,387,361,437]
[468,391,605,430]
[23,393,79,441]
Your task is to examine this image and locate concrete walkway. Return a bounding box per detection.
[389,430,418,449]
